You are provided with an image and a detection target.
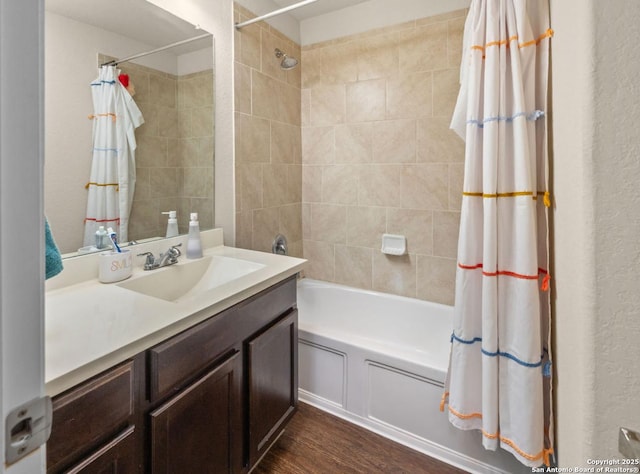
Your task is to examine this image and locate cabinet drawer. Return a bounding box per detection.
[47,361,135,473]
[148,307,236,402]
[65,426,136,474]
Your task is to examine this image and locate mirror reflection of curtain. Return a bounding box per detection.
[83,65,143,246]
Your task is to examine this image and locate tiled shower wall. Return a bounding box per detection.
[234,4,303,257]
[103,57,215,240]
[300,9,467,305]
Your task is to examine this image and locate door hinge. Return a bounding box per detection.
[5,396,52,465]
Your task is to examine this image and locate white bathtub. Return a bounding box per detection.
[297,278,529,474]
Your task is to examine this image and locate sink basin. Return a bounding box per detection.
[117,255,266,302]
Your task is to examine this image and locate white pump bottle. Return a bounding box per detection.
[162,211,179,238]
[186,212,203,259]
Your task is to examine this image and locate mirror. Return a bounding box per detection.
[44,0,215,256]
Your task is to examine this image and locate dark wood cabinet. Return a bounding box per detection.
[149,351,242,474]
[64,427,136,474]
[247,310,298,466]
[47,361,135,473]
[47,275,298,474]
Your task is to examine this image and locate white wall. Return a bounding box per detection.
[300,0,471,45]
[551,0,640,466]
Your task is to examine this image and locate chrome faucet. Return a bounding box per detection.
[137,243,182,271]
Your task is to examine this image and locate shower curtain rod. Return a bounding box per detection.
[101,32,212,67]
[235,0,319,29]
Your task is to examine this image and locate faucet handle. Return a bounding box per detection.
[169,243,182,257]
[137,251,156,269]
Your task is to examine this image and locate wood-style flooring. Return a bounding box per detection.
[253,402,467,474]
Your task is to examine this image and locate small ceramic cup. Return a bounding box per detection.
[98,249,133,283]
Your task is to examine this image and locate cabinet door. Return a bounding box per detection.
[149,351,242,474]
[65,427,136,474]
[247,310,298,467]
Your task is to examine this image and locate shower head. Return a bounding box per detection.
[275,48,298,70]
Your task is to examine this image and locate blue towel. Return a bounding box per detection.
[45,218,63,279]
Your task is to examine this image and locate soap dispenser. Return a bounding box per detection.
[95,225,108,250]
[162,211,179,238]
[186,212,203,259]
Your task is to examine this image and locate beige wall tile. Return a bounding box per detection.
[179,72,213,109]
[158,106,178,138]
[310,84,346,126]
[133,168,151,201]
[322,164,359,205]
[136,135,168,168]
[237,21,261,69]
[356,33,399,81]
[301,89,311,126]
[167,138,181,167]
[263,163,289,207]
[234,62,252,114]
[252,71,280,122]
[302,203,312,237]
[136,102,158,137]
[191,106,214,137]
[183,167,214,198]
[433,211,460,258]
[449,163,464,210]
[372,119,416,163]
[252,207,279,253]
[236,211,252,249]
[347,206,386,248]
[150,168,179,198]
[401,164,448,210]
[280,80,302,125]
[416,255,456,305]
[416,8,467,26]
[386,71,433,119]
[398,23,448,73]
[447,17,465,68]
[309,203,347,244]
[177,109,191,139]
[358,164,403,207]
[271,121,301,164]
[188,198,214,229]
[302,126,335,164]
[346,79,386,122]
[335,245,373,289]
[373,253,417,298]
[335,123,372,163]
[149,74,176,108]
[386,208,433,255]
[302,240,335,281]
[235,113,270,163]
[288,239,304,258]
[417,116,465,162]
[302,42,358,89]
[433,68,460,117]
[236,163,263,212]
[302,165,322,203]
[279,203,303,243]
[288,164,303,203]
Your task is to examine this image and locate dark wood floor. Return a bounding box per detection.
[253,402,467,474]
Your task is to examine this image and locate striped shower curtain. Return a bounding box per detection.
[83,65,143,246]
[441,0,554,468]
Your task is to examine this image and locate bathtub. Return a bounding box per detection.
[297,279,529,474]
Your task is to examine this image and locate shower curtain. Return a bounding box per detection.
[441,0,553,467]
[83,65,143,246]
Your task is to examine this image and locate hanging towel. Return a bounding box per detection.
[45,218,63,280]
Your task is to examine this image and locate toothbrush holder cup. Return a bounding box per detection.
[99,249,133,283]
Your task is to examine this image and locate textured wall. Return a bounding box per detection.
[300,9,467,304]
[234,3,304,258]
[551,0,640,466]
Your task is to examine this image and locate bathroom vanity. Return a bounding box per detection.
[44,230,305,473]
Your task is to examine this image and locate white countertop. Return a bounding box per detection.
[45,230,306,396]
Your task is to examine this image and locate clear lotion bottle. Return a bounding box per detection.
[186,212,203,259]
